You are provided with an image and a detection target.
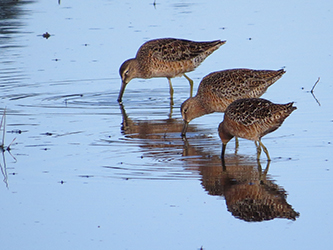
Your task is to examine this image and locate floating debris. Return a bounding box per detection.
[42,32,51,39]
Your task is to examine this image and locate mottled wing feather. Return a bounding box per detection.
[198,69,285,100]
[198,70,267,98]
[226,98,274,126]
[227,98,295,133]
[137,38,221,62]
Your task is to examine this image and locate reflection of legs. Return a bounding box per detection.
[257,159,271,184]
[257,159,263,181]
[167,78,174,106]
[259,139,271,161]
[183,73,193,97]
[263,160,270,176]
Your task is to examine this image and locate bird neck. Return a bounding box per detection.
[192,98,209,119]
[218,122,234,144]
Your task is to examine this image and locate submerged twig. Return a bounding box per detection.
[0,109,17,151]
[311,77,320,93]
[7,138,16,151]
[310,77,321,106]
[0,108,18,188]
[0,108,6,148]
[0,110,9,188]
[0,150,9,189]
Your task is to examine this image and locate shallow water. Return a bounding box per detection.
[0,0,332,249]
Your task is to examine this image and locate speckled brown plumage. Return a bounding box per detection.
[118,38,226,103]
[219,98,296,160]
[181,68,285,137]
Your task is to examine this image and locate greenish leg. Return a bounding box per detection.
[183,73,194,97]
[259,139,271,161]
[168,78,174,106]
[255,141,261,160]
[235,137,239,150]
[168,104,173,120]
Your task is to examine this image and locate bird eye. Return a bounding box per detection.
[125,70,129,75]
[184,108,188,114]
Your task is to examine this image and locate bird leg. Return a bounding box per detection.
[235,137,239,150]
[255,141,261,160]
[183,73,194,97]
[259,139,271,161]
[167,78,174,106]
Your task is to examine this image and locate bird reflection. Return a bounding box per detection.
[119,103,203,141]
[118,106,299,222]
[199,156,300,222]
[113,104,214,180]
[182,142,299,221]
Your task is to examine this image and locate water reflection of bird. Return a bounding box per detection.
[181,68,285,137]
[224,160,299,222]
[119,103,198,140]
[112,104,213,180]
[118,103,210,160]
[118,38,226,104]
[118,109,299,222]
[181,140,299,222]
[199,156,300,222]
[219,98,296,161]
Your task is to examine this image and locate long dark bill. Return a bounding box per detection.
[181,121,188,139]
[221,143,226,170]
[117,81,127,103]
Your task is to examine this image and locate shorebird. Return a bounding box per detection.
[118,38,226,103]
[181,68,285,137]
[218,98,296,161]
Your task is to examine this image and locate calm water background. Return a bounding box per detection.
[0,0,332,249]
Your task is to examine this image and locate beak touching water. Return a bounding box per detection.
[117,81,127,103]
[181,120,188,138]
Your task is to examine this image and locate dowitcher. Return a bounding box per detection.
[118,38,226,103]
[181,68,285,137]
[218,98,296,161]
